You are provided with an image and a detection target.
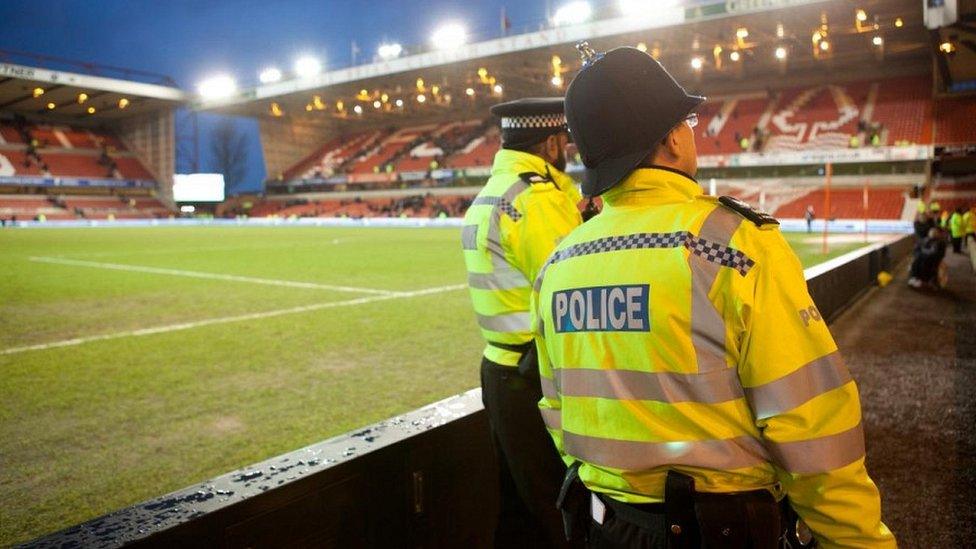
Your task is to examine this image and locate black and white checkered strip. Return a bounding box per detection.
[471,196,522,221]
[685,236,755,275]
[500,113,567,129]
[542,232,755,277]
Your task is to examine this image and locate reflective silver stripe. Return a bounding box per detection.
[564,431,770,471]
[540,408,562,431]
[744,352,852,420]
[467,270,530,291]
[764,422,865,474]
[554,367,743,404]
[461,225,479,250]
[688,206,743,373]
[486,180,529,274]
[476,312,531,333]
[472,196,522,221]
[540,375,560,400]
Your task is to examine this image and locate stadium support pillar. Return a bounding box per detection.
[822,162,832,255]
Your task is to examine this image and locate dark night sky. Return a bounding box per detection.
[0,0,553,193]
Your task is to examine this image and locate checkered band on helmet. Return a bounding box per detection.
[500,113,567,130]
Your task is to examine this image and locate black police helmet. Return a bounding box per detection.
[565,47,705,197]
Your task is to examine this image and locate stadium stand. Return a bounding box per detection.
[774,187,908,219]
[934,97,976,145]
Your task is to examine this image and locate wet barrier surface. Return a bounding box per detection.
[22,236,915,548]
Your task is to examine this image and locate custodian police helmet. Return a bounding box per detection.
[565,44,705,197]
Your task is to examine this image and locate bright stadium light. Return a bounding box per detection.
[690,56,704,70]
[373,100,382,109]
[294,56,322,78]
[353,104,363,114]
[872,35,884,47]
[259,67,282,84]
[465,87,475,96]
[554,2,592,27]
[197,75,237,99]
[378,42,403,60]
[493,84,503,94]
[395,98,404,108]
[431,23,467,50]
[729,50,741,62]
[417,93,427,103]
[775,46,788,60]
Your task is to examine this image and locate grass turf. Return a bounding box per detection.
[0,225,869,544]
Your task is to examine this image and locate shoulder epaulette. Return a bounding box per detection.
[718,195,779,227]
[519,171,552,185]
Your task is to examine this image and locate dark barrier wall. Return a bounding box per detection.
[24,235,914,549]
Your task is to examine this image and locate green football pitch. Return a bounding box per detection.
[0,225,870,544]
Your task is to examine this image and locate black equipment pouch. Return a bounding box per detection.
[556,461,589,542]
[517,343,538,377]
[664,470,701,548]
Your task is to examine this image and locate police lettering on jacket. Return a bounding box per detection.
[552,285,650,333]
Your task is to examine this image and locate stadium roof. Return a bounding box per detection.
[197,0,932,127]
[0,56,186,122]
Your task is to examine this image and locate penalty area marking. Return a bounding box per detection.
[0,283,467,356]
[28,256,399,296]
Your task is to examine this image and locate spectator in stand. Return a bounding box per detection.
[805,205,816,233]
[909,227,948,289]
[949,207,966,254]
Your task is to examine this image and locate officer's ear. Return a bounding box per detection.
[544,133,562,160]
[659,125,683,160]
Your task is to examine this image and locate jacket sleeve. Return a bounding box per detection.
[531,281,571,464]
[736,230,896,549]
[507,185,582,282]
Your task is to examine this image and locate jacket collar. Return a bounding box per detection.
[491,148,576,194]
[602,166,702,208]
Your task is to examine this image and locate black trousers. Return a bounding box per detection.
[481,357,575,549]
[952,236,963,253]
[586,492,782,549]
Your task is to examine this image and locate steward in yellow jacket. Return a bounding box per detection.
[462,97,583,548]
[532,44,895,548]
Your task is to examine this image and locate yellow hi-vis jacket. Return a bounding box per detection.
[532,168,895,548]
[462,149,583,366]
[949,212,966,238]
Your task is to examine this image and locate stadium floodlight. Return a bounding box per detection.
[819,39,830,52]
[118,98,130,109]
[32,87,44,97]
[353,104,364,114]
[417,93,427,103]
[87,106,96,114]
[872,35,884,47]
[46,102,55,110]
[294,56,322,78]
[430,23,467,50]
[378,42,403,60]
[395,98,404,108]
[465,87,475,96]
[775,46,788,60]
[553,2,592,27]
[493,84,504,94]
[636,42,648,52]
[894,17,903,28]
[373,100,382,109]
[729,50,741,62]
[259,67,282,84]
[690,56,704,70]
[197,75,237,100]
[856,9,868,23]
[551,75,564,87]
[77,93,88,104]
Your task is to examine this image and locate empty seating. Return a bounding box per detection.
[774,188,907,219]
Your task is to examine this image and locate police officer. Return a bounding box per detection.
[531,45,896,548]
[462,98,583,547]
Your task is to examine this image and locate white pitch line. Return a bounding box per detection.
[28,256,398,296]
[0,283,467,356]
